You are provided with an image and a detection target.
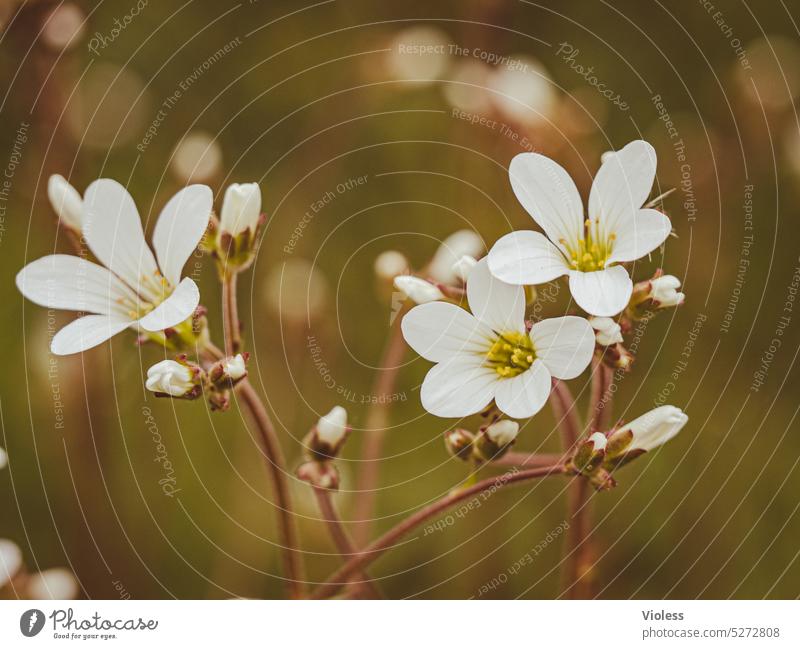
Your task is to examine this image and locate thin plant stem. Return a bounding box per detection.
[560,354,614,599]
[352,306,408,548]
[550,380,582,454]
[222,272,240,357]
[492,452,563,468]
[311,464,567,600]
[221,272,304,598]
[312,487,381,599]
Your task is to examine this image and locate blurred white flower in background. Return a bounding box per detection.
[171,132,223,184]
[0,539,22,589]
[42,2,85,52]
[0,446,7,470]
[427,229,483,284]
[26,568,80,600]
[386,26,450,84]
[374,250,409,280]
[735,35,800,110]
[442,60,493,113]
[488,56,557,125]
[265,258,328,322]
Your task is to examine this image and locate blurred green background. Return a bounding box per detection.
[0,0,799,599]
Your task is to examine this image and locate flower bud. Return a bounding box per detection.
[428,230,483,284]
[604,405,688,469]
[451,255,477,283]
[306,406,349,459]
[220,182,261,236]
[444,428,474,460]
[474,420,519,461]
[47,174,83,232]
[146,359,202,399]
[374,250,409,280]
[649,275,685,307]
[589,316,622,346]
[393,275,445,304]
[0,539,22,589]
[208,353,248,388]
[572,432,607,474]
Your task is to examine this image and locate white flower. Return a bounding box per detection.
[47,174,83,231]
[223,354,247,380]
[428,230,484,284]
[0,538,23,589]
[589,316,623,346]
[316,406,348,447]
[394,275,445,304]
[0,446,6,470]
[649,275,685,307]
[401,258,595,418]
[488,140,672,316]
[146,360,196,397]
[220,182,261,236]
[374,250,409,280]
[587,431,607,451]
[616,405,688,452]
[16,180,212,355]
[26,568,79,599]
[485,420,519,446]
[452,255,477,283]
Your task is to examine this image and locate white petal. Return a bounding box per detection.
[466,258,526,333]
[488,230,570,285]
[48,174,83,230]
[51,315,133,355]
[531,316,595,380]
[589,140,656,235]
[607,208,672,264]
[420,356,498,418]
[152,185,213,286]
[401,302,492,363]
[16,255,133,317]
[509,152,584,253]
[568,266,632,317]
[494,360,551,418]
[82,179,159,291]
[138,277,199,332]
[428,230,484,284]
[393,275,445,304]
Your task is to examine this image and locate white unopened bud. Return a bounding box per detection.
[620,405,688,452]
[26,568,79,599]
[47,174,83,231]
[220,182,261,235]
[146,360,197,397]
[589,316,623,346]
[588,432,607,451]
[485,420,519,447]
[0,446,6,470]
[374,250,409,280]
[452,255,477,283]
[0,539,22,588]
[428,230,483,284]
[393,275,445,304]
[223,354,247,381]
[316,406,348,448]
[649,275,685,308]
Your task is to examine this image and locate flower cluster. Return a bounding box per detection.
[395,140,688,479]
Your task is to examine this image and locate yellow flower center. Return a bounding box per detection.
[561,219,616,272]
[485,331,536,378]
[116,270,173,319]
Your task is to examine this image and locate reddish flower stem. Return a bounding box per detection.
[311,464,566,600]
